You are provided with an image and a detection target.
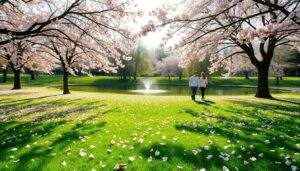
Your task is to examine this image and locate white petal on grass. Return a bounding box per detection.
[89,154,95,159]
[107,149,112,153]
[291,165,297,171]
[62,160,67,166]
[99,161,106,168]
[155,150,160,156]
[206,155,213,160]
[114,164,127,170]
[12,159,20,163]
[285,160,292,166]
[244,160,249,165]
[160,142,166,146]
[90,145,96,149]
[264,140,270,144]
[223,166,229,171]
[79,149,87,157]
[129,156,135,162]
[11,148,18,151]
[138,139,144,144]
[162,157,168,162]
[200,168,206,171]
[192,150,198,155]
[147,156,153,162]
[250,157,257,161]
[177,165,184,170]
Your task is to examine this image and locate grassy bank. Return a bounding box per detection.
[1,74,300,89]
[0,88,299,170]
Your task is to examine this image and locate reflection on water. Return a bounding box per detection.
[62,84,288,95]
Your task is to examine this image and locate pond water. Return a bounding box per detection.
[61,84,288,95]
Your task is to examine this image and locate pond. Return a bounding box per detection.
[59,84,288,95]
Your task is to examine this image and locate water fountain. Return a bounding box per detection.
[130,79,168,94]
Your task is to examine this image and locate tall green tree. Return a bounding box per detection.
[131,43,153,80]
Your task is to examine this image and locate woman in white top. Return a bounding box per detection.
[199,72,208,100]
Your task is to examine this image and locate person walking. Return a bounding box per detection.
[189,71,200,101]
[199,72,208,100]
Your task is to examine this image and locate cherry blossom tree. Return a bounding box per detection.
[0,0,140,92]
[36,25,133,94]
[0,56,9,82]
[252,0,300,25]
[215,47,257,79]
[144,0,300,98]
[221,55,257,79]
[0,40,55,89]
[0,0,141,45]
[155,55,183,80]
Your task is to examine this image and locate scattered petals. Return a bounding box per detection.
[79,149,87,157]
[162,156,168,162]
[128,156,135,162]
[114,164,127,170]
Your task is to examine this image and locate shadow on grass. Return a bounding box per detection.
[0,120,107,170]
[138,143,226,170]
[0,91,113,169]
[270,97,300,106]
[176,97,300,170]
[0,94,110,122]
[194,100,215,106]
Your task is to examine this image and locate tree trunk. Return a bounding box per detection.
[12,70,21,90]
[30,71,35,80]
[244,71,249,79]
[133,71,137,80]
[168,75,171,80]
[63,71,70,94]
[276,76,279,85]
[2,68,8,83]
[255,67,272,98]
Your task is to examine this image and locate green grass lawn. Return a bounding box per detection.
[0,88,299,171]
[1,74,300,89]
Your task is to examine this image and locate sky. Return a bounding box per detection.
[132,0,175,49]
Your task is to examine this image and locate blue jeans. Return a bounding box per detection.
[190,87,197,100]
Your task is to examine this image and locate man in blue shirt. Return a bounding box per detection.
[189,71,200,101]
